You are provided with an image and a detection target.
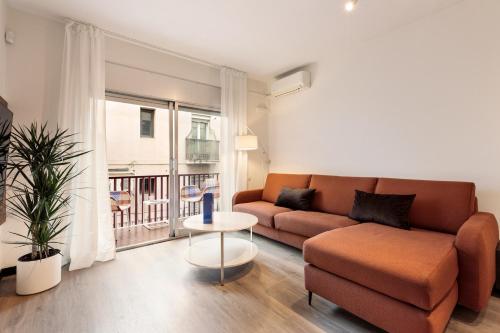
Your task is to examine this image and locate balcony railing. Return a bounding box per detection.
[179,173,220,217]
[109,173,219,229]
[185,138,219,162]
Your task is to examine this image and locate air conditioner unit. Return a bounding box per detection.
[271,71,311,97]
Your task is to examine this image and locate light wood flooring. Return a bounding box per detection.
[114,224,170,249]
[0,232,499,333]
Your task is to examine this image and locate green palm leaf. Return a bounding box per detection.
[5,122,90,260]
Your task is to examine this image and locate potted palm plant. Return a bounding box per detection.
[6,123,88,295]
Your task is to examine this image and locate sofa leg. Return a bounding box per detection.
[308,291,313,306]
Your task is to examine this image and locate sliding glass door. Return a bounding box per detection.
[105,93,174,248]
[105,92,220,248]
[176,105,221,228]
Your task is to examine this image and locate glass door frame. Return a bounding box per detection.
[105,91,180,237]
[105,92,221,239]
[168,101,179,237]
[171,101,220,236]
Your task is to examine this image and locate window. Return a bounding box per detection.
[185,114,220,162]
[140,108,155,138]
[190,120,208,140]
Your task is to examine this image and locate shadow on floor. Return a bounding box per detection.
[289,292,384,333]
[190,262,254,285]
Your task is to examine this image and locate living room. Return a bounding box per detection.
[0,1,499,332]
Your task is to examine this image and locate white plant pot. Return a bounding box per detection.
[16,252,62,295]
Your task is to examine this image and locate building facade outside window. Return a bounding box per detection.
[106,101,221,177]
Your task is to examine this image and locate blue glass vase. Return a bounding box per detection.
[203,192,214,224]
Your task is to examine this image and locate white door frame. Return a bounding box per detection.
[168,101,179,237]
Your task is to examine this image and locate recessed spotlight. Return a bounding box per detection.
[344,0,358,12]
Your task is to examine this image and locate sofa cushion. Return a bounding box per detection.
[233,201,291,228]
[309,175,378,215]
[261,173,312,203]
[303,223,458,311]
[349,190,416,229]
[274,211,358,238]
[275,187,316,210]
[375,178,476,234]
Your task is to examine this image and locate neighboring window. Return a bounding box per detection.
[140,108,155,138]
[186,114,220,162]
[191,120,208,140]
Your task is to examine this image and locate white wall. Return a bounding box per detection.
[268,0,500,218]
[0,7,64,269]
[5,8,63,124]
[0,0,6,97]
[247,81,270,189]
[106,37,221,109]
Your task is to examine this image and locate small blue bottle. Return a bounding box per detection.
[203,192,214,224]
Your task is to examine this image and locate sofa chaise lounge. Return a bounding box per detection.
[232,173,498,333]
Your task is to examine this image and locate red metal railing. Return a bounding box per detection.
[109,173,219,228]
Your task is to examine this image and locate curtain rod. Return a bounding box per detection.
[63,17,268,96]
[61,16,221,70]
[103,31,222,71]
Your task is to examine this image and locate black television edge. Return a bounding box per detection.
[0,96,13,225]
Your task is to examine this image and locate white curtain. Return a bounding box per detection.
[220,67,248,211]
[58,21,115,270]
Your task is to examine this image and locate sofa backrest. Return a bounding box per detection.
[309,175,378,215]
[262,173,312,203]
[375,178,476,234]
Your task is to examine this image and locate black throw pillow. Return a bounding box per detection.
[349,190,416,229]
[275,187,316,211]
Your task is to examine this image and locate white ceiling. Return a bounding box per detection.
[8,0,461,80]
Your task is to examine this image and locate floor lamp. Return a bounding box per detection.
[235,134,258,151]
[235,128,270,190]
[235,127,270,164]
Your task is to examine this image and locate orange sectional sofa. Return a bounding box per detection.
[232,173,499,333]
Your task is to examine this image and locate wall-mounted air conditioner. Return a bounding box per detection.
[271,71,311,97]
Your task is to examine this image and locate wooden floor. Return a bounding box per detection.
[114,224,170,249]
[1,232,499,333]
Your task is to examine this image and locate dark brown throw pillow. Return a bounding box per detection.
[349,190,416,229]
[275,187,316,211]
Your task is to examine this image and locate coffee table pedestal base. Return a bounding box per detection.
[185,235,258,285]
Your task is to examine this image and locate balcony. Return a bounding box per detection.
[109,173,219,248]
[185,138,219,162]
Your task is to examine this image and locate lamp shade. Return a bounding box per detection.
[235,135,258,151]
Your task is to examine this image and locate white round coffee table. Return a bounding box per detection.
[183,212,258,285]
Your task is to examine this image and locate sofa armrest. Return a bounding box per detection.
[232,189,264,206]
[455,212,499,311]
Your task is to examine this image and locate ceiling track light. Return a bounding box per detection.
[344,0,358,12]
